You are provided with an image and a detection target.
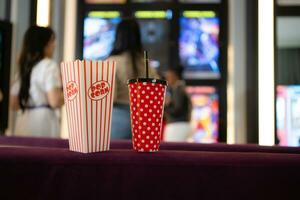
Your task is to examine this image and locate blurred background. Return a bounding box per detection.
[0,0,300,147]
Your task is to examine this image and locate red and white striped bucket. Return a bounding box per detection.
[61,60,116,153]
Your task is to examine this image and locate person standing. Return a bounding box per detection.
[109,18,159,139]
[164,68,192,142]
[10,26,64,137]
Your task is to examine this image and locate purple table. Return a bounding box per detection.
[0,136,300,200]
[1,136,300,153]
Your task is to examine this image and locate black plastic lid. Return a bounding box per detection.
[127,78,167,86]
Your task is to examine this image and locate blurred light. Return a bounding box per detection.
[61,0,77,138]
[36,0,50,27]
[88,11,120,18]
[63,0,77,61]
[166,10,173,20]
[227,45,235,144]
[182,11,216,18]
[85,0,126,3]
[135,10,172,19]
[149,60,160,69]
[258,0,275,145]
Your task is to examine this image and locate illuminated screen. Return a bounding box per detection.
[135,10,172,72]
[185,86,218,143]
[179,0,220,3]
[83,11,121,60]
[0,32,2,72]
[132,0,171,2]
[85,0,126,4]
[179,11,220,79]
[276,85,300,147]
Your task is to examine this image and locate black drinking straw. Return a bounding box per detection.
[144,51,149,78]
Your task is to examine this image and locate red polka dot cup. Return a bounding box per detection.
[128,78,167,152]
[61,60,116,153]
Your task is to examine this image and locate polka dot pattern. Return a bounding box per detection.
[128,81,166,152]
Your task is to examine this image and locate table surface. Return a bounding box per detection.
[2,136,300,153]
[1,136,300,200]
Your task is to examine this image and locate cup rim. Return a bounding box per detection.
[127,78,167,86]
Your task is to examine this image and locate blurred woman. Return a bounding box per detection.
[109,18,159,139]
[10,26,64,137]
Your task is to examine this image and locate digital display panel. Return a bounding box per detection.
[132,0,171,2]
[83,11,121,60]
[135,10,172,72]
[179,11,220,79]
[277,85,300,147]
[185,86,219,143]
[179,0,220,3]
[0,32,2,72]
[85,0,126,4]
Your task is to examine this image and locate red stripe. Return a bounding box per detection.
[73,61,81,152]
[84,60,89,152]
[77,61,83,152]
[103,60,109,150]
[74,61,80,152]
[90,62,94,152]
[70,62,78,151]
[75,63,80,152]
[106,61,115,150]
[100,61,104,151]
[65,62,74,150]
[61,64,70,149]
[68,61,78,151]
[66,62,74,151]
[96,61,99,151]
[72,62,79,151]
[68,62,76,151]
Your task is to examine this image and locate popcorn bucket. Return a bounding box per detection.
[61,60,116,153]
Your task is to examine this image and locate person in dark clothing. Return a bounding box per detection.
[164,67,192,141]
[0,89,3,102]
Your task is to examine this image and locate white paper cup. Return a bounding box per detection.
[61,60,116,153]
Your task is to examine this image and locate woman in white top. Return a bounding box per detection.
[10,26,64,137]
[109,19,159,139]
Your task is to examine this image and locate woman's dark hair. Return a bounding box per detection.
[110,18,143,76]
[18,25,54,111]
